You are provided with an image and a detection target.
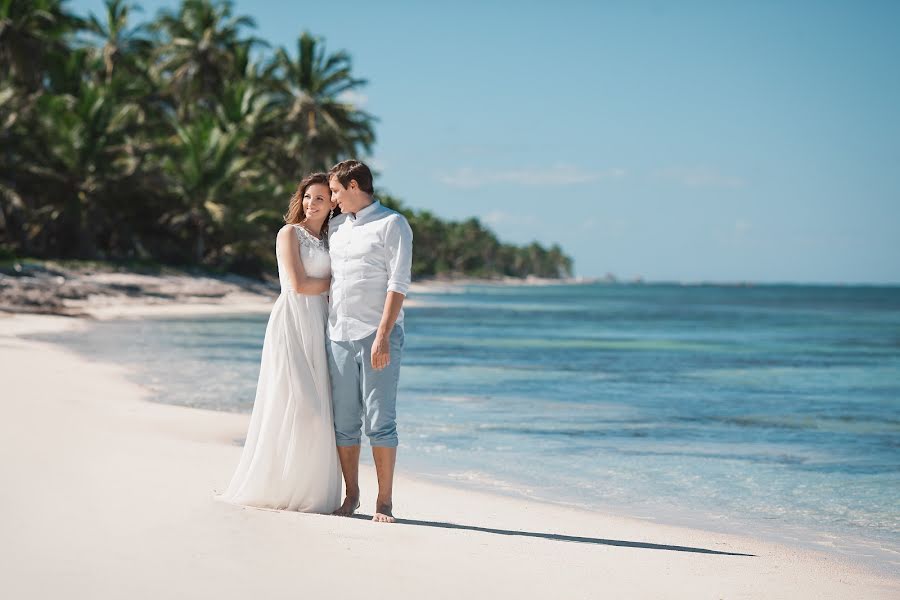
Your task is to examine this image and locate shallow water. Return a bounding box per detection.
[38,282,900,571]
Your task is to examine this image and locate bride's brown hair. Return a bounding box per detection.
[284,172,331,226]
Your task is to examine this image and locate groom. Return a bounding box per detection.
[326,160,413,523]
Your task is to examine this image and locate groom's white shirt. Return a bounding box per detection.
[328,200,413,342]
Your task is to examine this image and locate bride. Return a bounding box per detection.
[218,173,342,513]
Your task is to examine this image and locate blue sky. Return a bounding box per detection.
[72,0,900,283]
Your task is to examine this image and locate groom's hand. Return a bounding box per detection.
[371,332,390,370]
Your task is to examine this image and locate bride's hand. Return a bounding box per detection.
[371,332,390,370]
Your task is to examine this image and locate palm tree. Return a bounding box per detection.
[272,32,375,173]
[213,44,278,145]
[159,113,259,263]
[0,80,35,252]
[82,0,152,83]
[30,53,146,257]
[406,209,447,277]
[0,2,576,278]
[546,244,573,277]
[152,0,264,114]
[444,218,491,273]
[0,0,82,89]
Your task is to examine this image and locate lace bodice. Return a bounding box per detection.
[277,225,331,291]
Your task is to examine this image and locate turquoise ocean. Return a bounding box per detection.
[40,283,900,570]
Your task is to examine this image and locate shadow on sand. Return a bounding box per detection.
[350,514,755,557]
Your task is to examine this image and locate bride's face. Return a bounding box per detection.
[303,183,334,225]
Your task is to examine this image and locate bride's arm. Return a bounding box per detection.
[276,225,331,295]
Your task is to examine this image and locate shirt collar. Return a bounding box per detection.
[350,199,380,222]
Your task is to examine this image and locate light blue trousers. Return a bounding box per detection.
[327,327,404,448]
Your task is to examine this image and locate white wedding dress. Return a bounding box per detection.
[218,225,342,513]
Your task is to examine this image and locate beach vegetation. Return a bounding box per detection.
[0,0,573,279]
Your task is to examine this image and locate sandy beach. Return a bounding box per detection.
[0,260,502,318]
[0,305,897,600]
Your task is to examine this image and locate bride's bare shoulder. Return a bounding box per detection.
[276,224,299,245]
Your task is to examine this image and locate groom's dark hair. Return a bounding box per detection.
[329,160,374,194]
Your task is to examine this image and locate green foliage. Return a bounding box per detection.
[0,0,84,90]
[0,0,573,279]
[270,31,375,174]
[379,194,572,279]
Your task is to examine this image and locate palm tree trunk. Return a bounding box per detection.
[103,44,115,83]
[193,215,205,264]
[62,193,83,257]
[75,191,97,259]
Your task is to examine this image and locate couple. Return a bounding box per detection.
[217,160,412,523]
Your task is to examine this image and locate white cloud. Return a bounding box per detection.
[438,165,626,189]
[481,210,538,226]
[652,167,745,189]
[367,157,388,172]
[579,216,627,236]
[337,90,369,107]
[735,219,752,233]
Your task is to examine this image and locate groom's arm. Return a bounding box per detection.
[371,216,413,370]
[372,292,405,370]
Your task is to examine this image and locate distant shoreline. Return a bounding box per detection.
[0,259,586,318]
[2,259,898,318]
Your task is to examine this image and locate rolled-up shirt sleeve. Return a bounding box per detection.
[384,215,413,296]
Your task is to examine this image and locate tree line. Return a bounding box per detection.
[0,0,573,279]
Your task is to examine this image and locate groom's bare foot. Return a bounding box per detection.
[333,495,360,517]
[372,502,395,523]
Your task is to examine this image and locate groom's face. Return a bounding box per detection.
[329,176,360,214]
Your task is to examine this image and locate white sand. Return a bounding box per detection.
[1,311,897,600]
